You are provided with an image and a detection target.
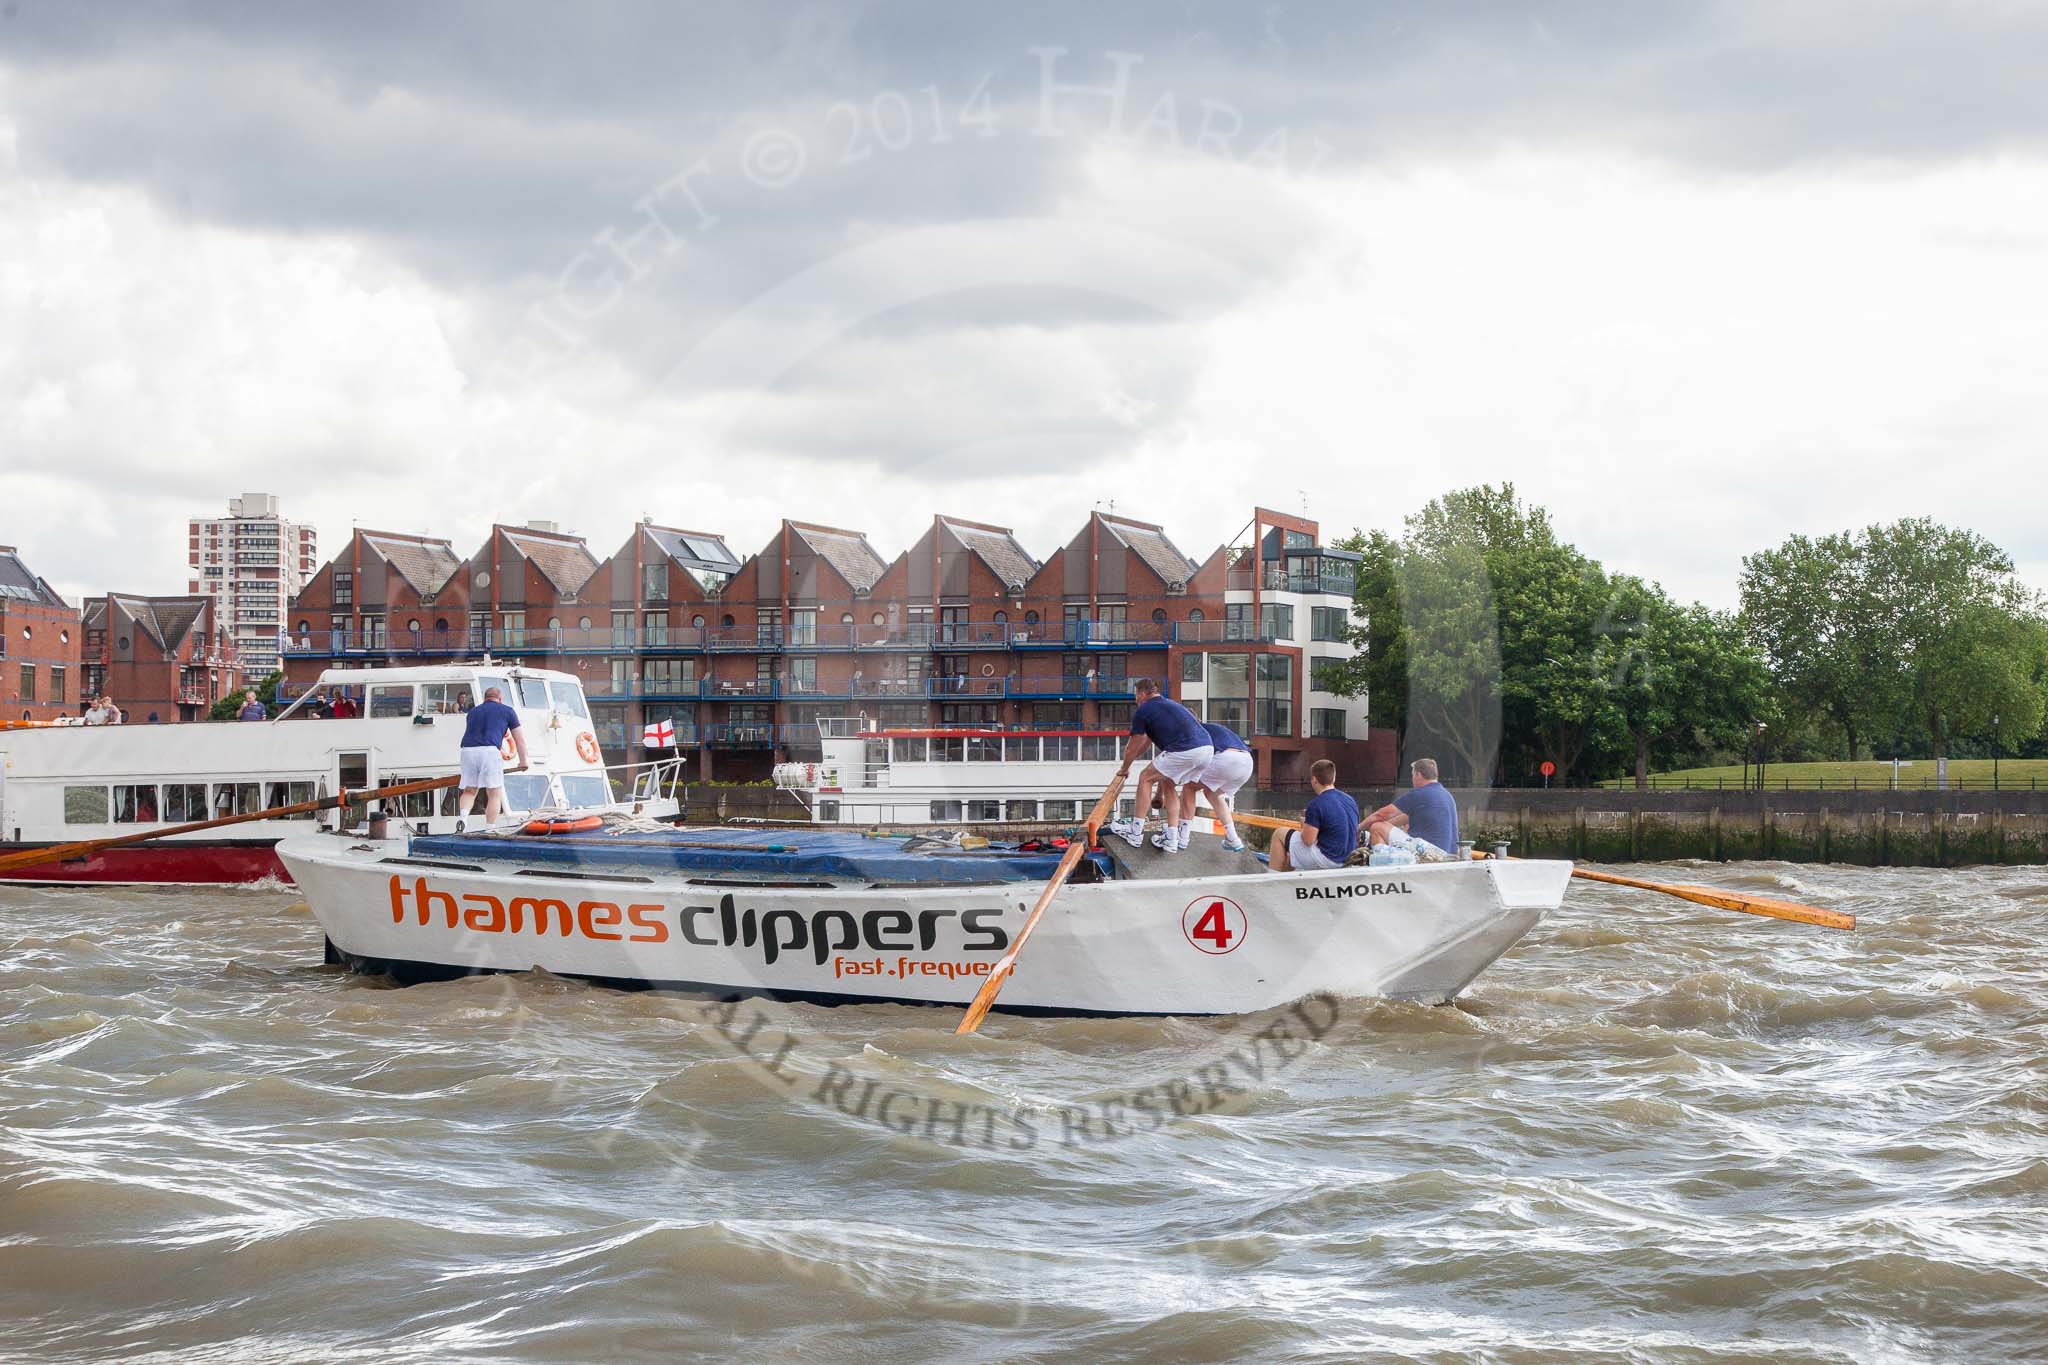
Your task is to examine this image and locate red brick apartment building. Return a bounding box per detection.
[0,546,83,724]
[284,509,1393,788]
[81,595,241,723]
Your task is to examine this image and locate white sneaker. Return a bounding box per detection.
[1111,818,1145,848]
[1221,837,1245,853]
[1177,821,1192,844]
[1150,831,1180,852]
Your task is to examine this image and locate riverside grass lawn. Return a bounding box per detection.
[1601,758,2048,789]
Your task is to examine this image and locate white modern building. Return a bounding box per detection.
[187,494,319,677]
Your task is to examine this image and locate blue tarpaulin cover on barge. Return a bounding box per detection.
[408,827,1111,884]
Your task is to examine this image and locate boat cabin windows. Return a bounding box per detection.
[421,683,469,715]
[1043,736,1079,762]
[505,774,552,810]
[1043,800,1078,822]
[1004,800,1037,820]
[929,800,963,821]
[930,738,964,763]
[548,681,590,719]
[264,781,317,819]
[817,800,840,822]
[1082,736,1120,761]
[338,753,370,792]
[559,774,609,807]
[163,783,208,822]
[517,677,550,711]
[967,799,1001,822]
[478,675,511,705]
[112,785,158,823]
[1004,736,1038,762]
[892,737,926,763]
[368,685,414,720]
[965,736,1001,763]
[214,783,263,816]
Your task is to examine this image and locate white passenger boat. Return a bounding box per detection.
[277,824,1573,1015]
[773,718,1131,825]
[0,663,679,885]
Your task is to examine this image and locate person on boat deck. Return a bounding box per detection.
[1269,759,1360,873]
[82,697,107,725]
[328,691,358,719]
[236,690,267,722]
[457,685,529,824]
[1113,678,1213,854]
[1362,757,1459,859]
[1185,721,1255,852]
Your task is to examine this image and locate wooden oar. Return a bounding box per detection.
[956,768,1126,1035]
[1554,864,1854,930]
[1199,812,1854,931]
[0,774,461,876]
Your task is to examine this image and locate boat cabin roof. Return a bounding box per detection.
[310,662,583,688]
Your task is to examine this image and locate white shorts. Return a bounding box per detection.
[1152,745,1214,786]
[1197,747,1254,798]
[1286,830,1343,871]
[459,745,505,789]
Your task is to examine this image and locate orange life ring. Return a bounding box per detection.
[575,731,600,763]
[521,814,604,836]
[500,735,518,762]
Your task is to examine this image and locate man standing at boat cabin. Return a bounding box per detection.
[1112,678,1212,854]
[1268,758,1360,872]
[456,685,529,824]
[1361,757,1459,860]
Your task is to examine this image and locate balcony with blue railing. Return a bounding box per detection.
[1010,621,1170,650]
[700,721,804,748]
[706,626,785,652]
[636,626,707,653]
[699,676,781,699]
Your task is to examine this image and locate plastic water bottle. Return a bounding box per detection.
[1368,844,1416,868]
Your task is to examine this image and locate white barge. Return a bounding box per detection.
[0,663,677,885]
[277,824,1573,1015]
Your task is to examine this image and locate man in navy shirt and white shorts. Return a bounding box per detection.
[1362,756,1459,860]
[457,685,530,825]
[1112,678,1212,854]
[1188,721,1255,852]
[1268,759,1360,872]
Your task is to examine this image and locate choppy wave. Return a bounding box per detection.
[3,866,2046,1361]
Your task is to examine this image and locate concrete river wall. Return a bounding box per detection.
[676,784,2048,866]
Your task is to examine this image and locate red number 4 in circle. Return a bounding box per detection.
[1183,896,1247,955]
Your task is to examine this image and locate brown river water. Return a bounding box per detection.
[3,864,2045,1363]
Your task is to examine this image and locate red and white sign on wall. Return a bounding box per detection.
[1182,895,1248,955]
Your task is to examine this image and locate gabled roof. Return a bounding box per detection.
[362,533,462,597]
[103,593,213,653]
[0,547,69,608]
[790,523,889,593]
[1100,516,1198,586]
[940,517,1039,590]
[503,528,600,596]
[642,525,743,577]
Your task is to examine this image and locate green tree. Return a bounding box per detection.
[1606,579,1772,787]
[1738,532,1893,760]
[209,669,285,722]
[1329,529,1406,751]
[1859,519,2047,786]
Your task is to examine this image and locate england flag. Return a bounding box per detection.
[642,718,676,749]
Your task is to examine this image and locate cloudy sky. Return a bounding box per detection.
[3,1,2045,609]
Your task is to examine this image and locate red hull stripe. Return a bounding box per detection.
[0,841,290,886]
